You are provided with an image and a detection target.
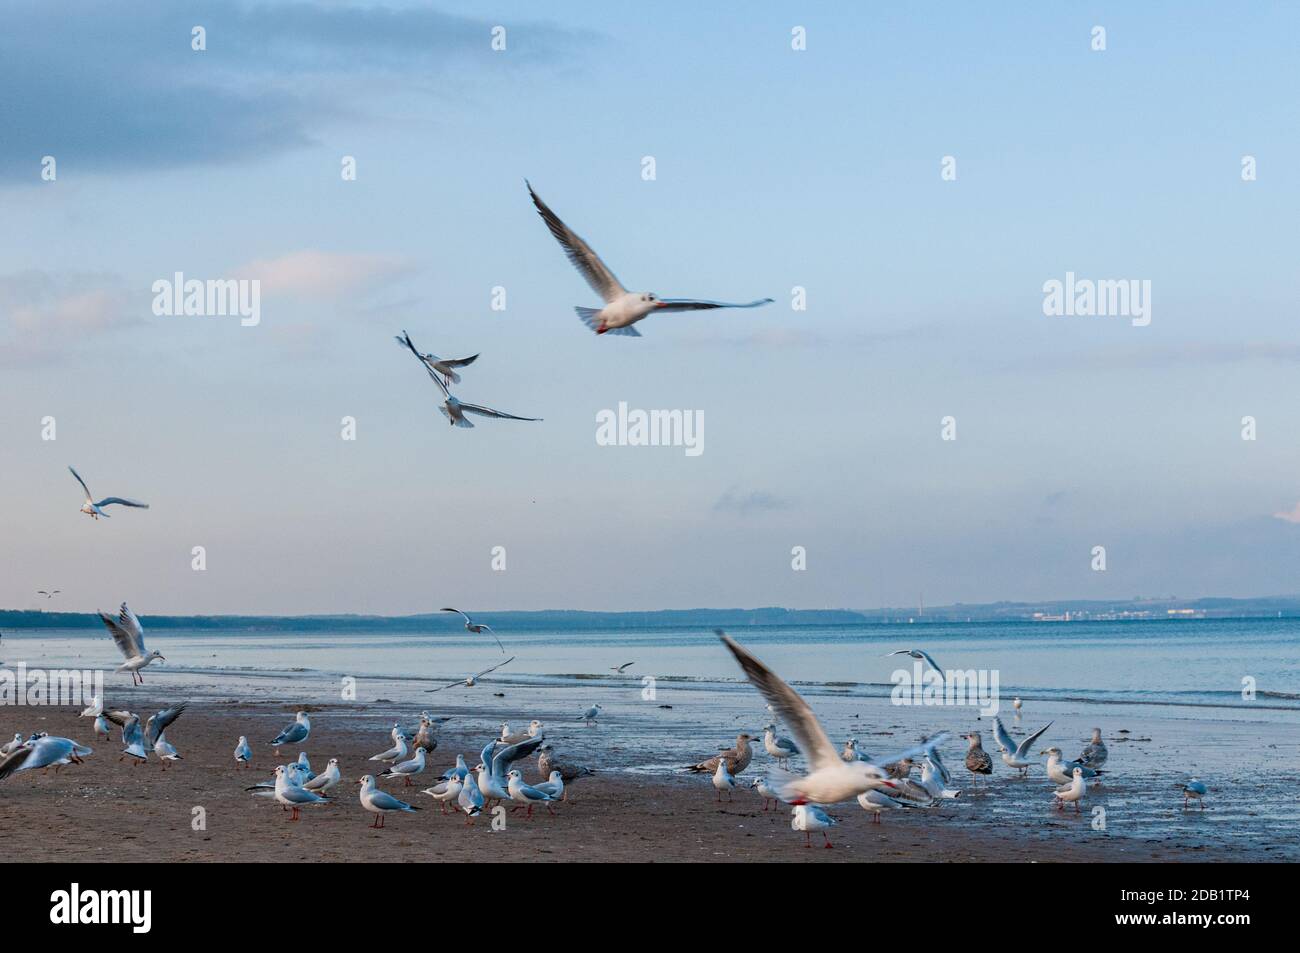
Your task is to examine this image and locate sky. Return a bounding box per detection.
[3,1,1300,615]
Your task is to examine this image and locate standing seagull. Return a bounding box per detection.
[1076,728,1108,770]
[392,333,478,387]
[234,736,252,769]
[97,603,164,685]
[791,805,838,849]
[717,630,943,805]
[356,775,420,828]
[961,732,993,785]
[396,330,541,428]
[440,608,504,653]
[1183,778,1208,810]
[1053,768,1086,813]
[763,724,799,768]
[68,466,149,520]
[991,716,1054,777]
[580,704,602,727]
[270,711,311,747]
[526,181,773,337]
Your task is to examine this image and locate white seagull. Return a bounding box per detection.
[98,603,165,684]
[581,704,602,727]
[440,607,505,653]
[1183,778,1208,810]
[234,736,252,769]
[369,732,408,765]
[0,733,22,756]
[270,711,311,747]
[425,656,515,693]
[303,758,342,796]
[457,772,486,823]
[791,804,838,849]
[68,466,149,520]
[718,630,946,805]
[526,181,773,337]
[885,648,944,683]
[153,732,181,769]
[422,776,464,814]
[275,765,328,821]
[476,735,546,809]
[712,758,735,802]
[358,774,420,828]
[1053,767,1086,812]
[396,330,541,428]
[507,768,559,818]
[763,723,799,767]
[378,745,427,786]
[0,736,93,781]
[391,333,479,386]
[991,716,1053,777]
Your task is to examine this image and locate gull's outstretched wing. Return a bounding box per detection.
[68,466,93,503]
[99,604,144,659]
[526,181,625,303]
[441,354,479,369]
[0,745,36,782]
[1015,720,1054,760]
[653,297,774,313]
[145,703,187,746]
[717,631,840,772]
[491,735,545,783]
[992,716,1017,754]
[457,402,541,422]
[95,497,149,510]
[396,330,451,398]
[441,608,472,623]
[473,656,514,680]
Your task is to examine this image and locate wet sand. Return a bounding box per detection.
[2,695,1286,863]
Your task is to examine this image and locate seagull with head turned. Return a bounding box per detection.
[961,732,993,785]
[717,631,945,805]
[378,745,427,786]
[1183,778,1208,810]
[68,466,149,520]
[369,731,408,765]
[1053,767,1086,812]
[763,723,799,768]
[581,704,602,727]
[526,181,773,337]
[97,603,165,685]
[303,758,341,796]
[422,775,464,813]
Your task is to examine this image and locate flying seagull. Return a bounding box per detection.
[885,648,944,683]
[717,630,946,805]
[396,330,541,428]
[68,466,149,520]
[425,656,515,693]
[98,603,165,684]
[526,181,773,337]
[609,662,636,674]
[392,334,479,387]
[36,590,60,599]
[990,715,1053,777]
[440,607,505,653]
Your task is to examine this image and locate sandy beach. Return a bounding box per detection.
[3,689,1289,864]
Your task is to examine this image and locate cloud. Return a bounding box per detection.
[714,486,792,517]
[1272,502,1300,524]
[0,1,597,177]
[236,250,415,297]
[0,270,141,365]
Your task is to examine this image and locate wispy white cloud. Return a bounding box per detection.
[236,250,415,298]
[1272,502,1300,524]
[0,270,140,365]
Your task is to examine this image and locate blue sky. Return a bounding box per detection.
[3,1,1300,614]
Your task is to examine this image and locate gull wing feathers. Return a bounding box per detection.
[1015,720,1054,759]
[145,703,187,746]
[68,466,93,502]
[456,402,541,422]
[654,297,774,313]
[526,181,625,303]
[716,631,840,772]
[99,604,145,659]
[95,497,149,510]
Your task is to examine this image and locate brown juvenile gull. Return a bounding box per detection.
[962,732,993,785]
[537,744,594,792]
[686,733,756,777]
[1076,728,1108,770]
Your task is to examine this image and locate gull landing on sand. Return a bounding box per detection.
[526,181,773,337]
[991,716,1053,777]
[97,603,164,684]
[717,630,947,805]
[68,466,149,520]
[396,330,540,428]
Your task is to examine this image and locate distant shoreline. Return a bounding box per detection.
[4,597,1300,630]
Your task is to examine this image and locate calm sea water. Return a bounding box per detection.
[4,616,1296,711]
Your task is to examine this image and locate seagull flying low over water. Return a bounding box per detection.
[526,181,773,337]
[391,334,478,386]
[36,590,60,599]
[440,608,505,653]
[718,630,947,805]
[68,466,149,520]
[97,603,165,685]
[885,648,944,683]
[425,656,514,693]
[609,662,636,674]
[396,330,541,428]
[991,716,1054,777]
